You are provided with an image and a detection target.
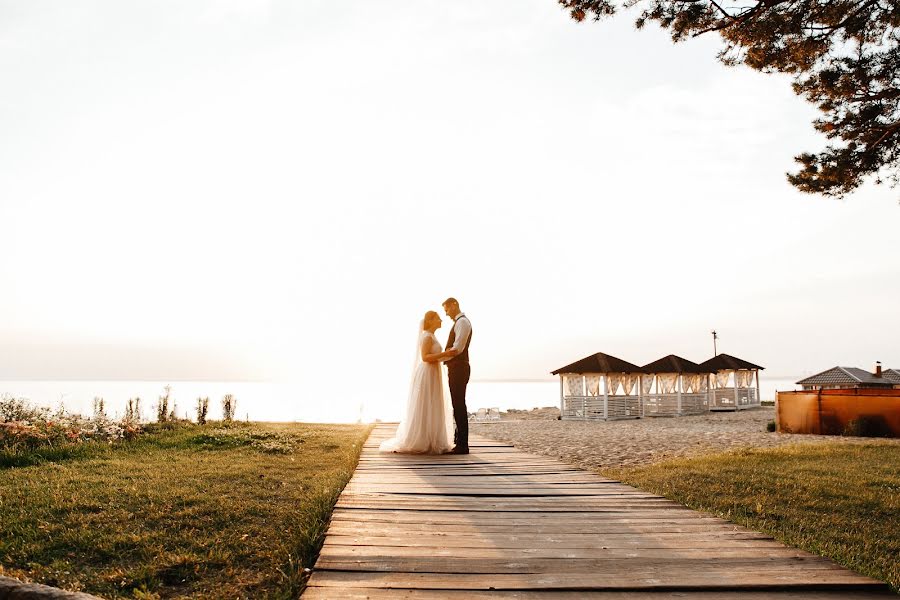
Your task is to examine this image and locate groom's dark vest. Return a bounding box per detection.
[446,316,472,367]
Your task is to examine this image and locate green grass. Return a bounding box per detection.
[0,421,372,599]
[605,441,900,593]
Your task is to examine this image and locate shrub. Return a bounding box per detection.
[222,394,236,423]
[1,395,49,422]
[124,397,142,423]
[196,397,209,425]
[189,428,301,454]
[766,420,776,432]
[843,415,892,438]
[1,398,143,454]
[156,386,171,423]
[93,397,106,420]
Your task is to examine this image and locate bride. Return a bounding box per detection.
[379,310,457,454]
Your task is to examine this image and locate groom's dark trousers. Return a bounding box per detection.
[447,363,470,450]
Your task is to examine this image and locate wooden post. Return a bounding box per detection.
[706,372,712,411]
[559,376,564,420]
[755,369,761,406]
[676,373,682,415]
[580,375,586,421]
[733,370,740,410]
[712,371,718,409]
[603,374,609,421]
[639,374,645,418]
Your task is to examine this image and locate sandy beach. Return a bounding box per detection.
[471,407,900,470]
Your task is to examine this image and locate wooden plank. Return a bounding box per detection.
[307,570,884,590]
[329,509,730,524]
[318,544,822,560]
[335,501,693,512]
[321,534,780,550]
[343,480,634,487]
[322,530,775,542]
[325,522,750,535]
[342,488,659,496]
[313,556,848,575]
[336,494,674,502]
[347,472,610,480]
[343,481,641,488]
[306,424,888,596]
[304,590,896,599]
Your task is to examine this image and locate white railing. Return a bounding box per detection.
[642,393,708,416]
[561,387,758,419]
[608,396,641,419]
[680,392,710,414]
[710,387,759,410]
[561,396,586,420]
[560,396,641,420]
[642,394,678,416]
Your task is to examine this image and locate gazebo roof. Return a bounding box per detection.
[551,352,645,375]
[698,353,765,372]
[642,354,708,374]
[796,366,894,386]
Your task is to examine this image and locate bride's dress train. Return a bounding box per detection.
[379,331,454,454]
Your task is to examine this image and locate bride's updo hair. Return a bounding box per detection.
[422,310,439,330]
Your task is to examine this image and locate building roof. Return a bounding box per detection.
[642,354,709,374]
[882,369,900,383]
[698,353,764,372]
[551,352,645,375]
[796,366,896,386]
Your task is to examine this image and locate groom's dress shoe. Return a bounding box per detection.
[449,446,470,455]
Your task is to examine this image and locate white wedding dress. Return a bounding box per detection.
[379,331,454,454]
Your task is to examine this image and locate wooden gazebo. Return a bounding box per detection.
[699,353,763,410]
[641,355,711,416]
[552,353,645,421]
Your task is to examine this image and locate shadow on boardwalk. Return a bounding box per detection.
[304,424,892,599]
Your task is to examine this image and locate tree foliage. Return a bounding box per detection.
[559,0,900,197]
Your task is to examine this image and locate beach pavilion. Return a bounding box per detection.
[699,353,764,410]
[551,353,645,421]
[641,355,711,416]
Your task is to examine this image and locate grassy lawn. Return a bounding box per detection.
[0,421,372,599]
[605,441,900,593]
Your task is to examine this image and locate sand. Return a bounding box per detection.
[470,407,900,470]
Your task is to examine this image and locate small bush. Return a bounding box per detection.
[766,420,776,432]
[92,397,106,420]
[156,387,172,423]
[843,415,892,438]
[222,394,236,423]
[1,395,49,422]
[124,397,142,423]
[1,396,143,456]
[196,397,209,425]
[189,428,302,454]
[142,420,194,435]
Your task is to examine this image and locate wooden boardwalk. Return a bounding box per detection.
[304,424,890,599]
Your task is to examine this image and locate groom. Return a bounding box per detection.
[442,297,472,454]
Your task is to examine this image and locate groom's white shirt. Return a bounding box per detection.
[449,313,471,354]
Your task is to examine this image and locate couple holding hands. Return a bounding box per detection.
[379,297,472,455]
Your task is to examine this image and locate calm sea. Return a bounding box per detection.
[1,378,797,423]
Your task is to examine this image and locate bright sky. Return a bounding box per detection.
[2,1,899,402]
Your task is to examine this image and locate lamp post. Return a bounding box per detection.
[711,330,718,356]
